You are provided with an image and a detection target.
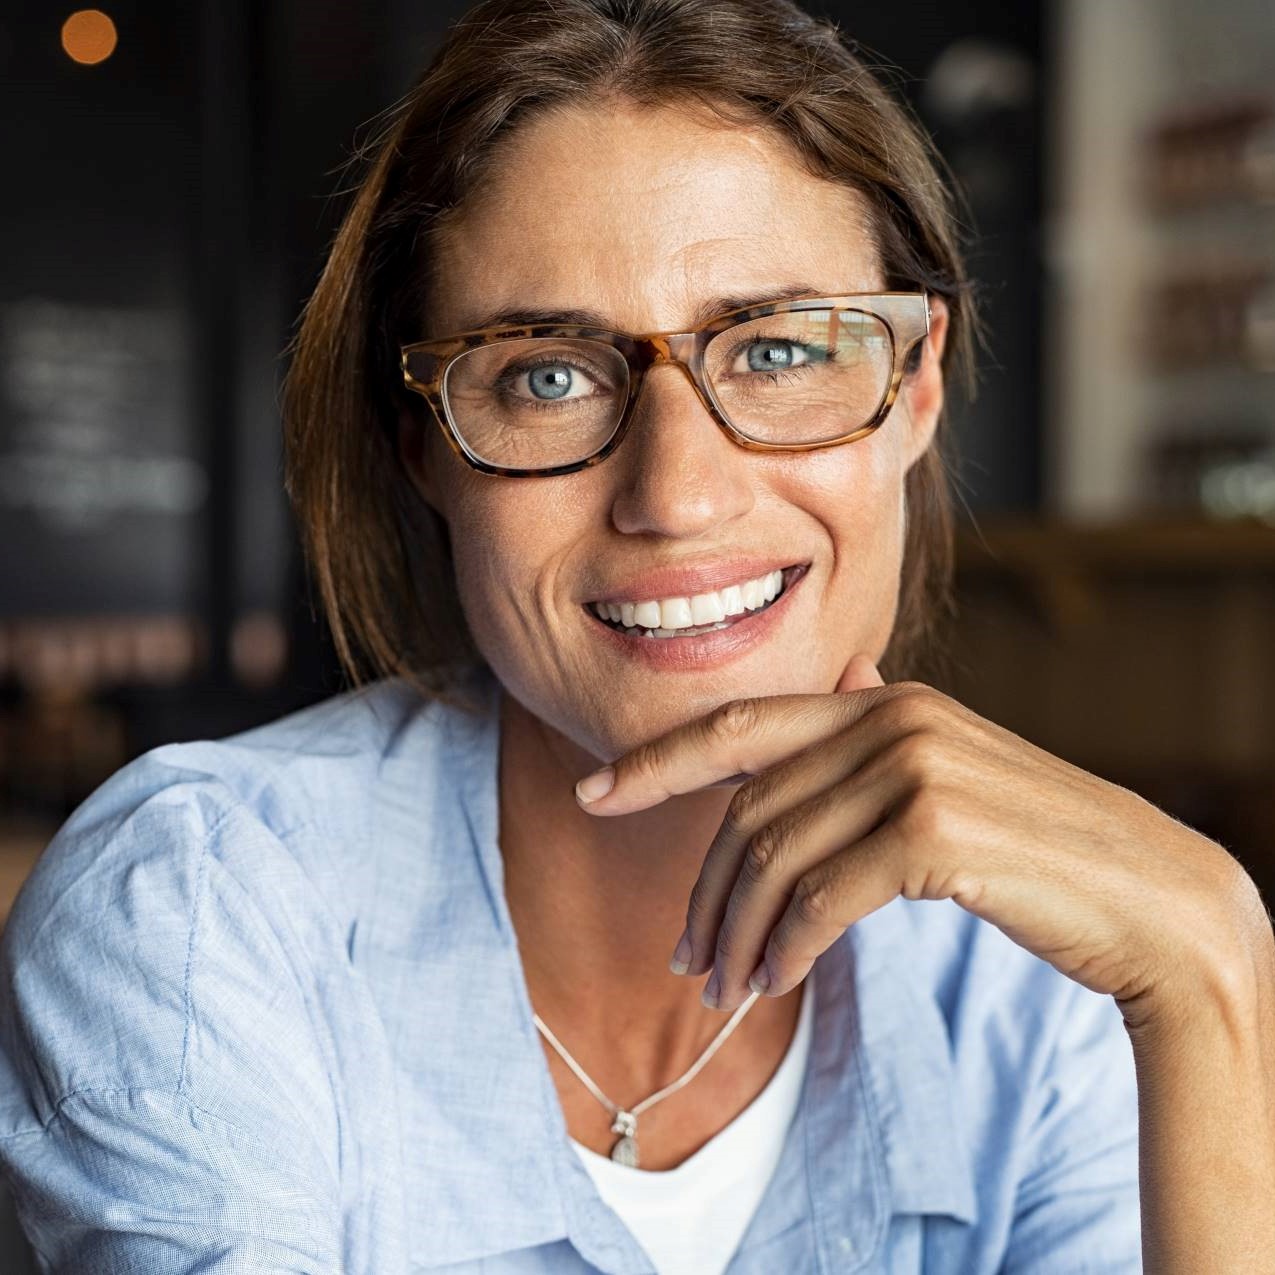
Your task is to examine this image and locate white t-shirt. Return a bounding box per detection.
[569,966,815,1275]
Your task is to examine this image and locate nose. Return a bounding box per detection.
[642,332,716,409]
[605,339,755,538]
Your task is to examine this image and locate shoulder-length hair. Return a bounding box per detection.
[282,0,984,715]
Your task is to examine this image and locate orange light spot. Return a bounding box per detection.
[61,9,117,66]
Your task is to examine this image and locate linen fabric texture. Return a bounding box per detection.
[0,663,1142,1273]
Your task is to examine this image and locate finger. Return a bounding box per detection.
[575,674,916,816]
[677,714,907,980]
[706,752,908,1012]
[679,723,876,980]
[752,815,910,999]
[703,654,880,791]
[678,698,928,974]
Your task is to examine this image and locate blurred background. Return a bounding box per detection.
[2,0,1274,925]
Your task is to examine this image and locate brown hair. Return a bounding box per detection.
[281,0,984,715]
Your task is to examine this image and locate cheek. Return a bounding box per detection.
[447,496,523,597]
[794,434,907,625]
[425,428,536,596]
[443,480,584,622]
[783,429,905,546]
[852,451,909,587]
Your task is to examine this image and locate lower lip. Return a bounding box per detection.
[582,564,810,671]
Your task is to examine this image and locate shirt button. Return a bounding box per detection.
[838,1235,854,1255]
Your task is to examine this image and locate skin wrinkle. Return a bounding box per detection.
[397,99,949,1165]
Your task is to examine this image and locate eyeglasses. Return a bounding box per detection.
[399,291,930,478]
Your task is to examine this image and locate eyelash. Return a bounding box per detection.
[492,357,609,409]
[720,337,834,382]
[493,335,833,408]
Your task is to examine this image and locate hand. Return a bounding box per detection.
[573,654,1256,1021]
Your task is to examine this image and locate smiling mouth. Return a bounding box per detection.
[588,563,809,639]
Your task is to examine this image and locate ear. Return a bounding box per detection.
[898,294,949,472]
[397,402,445,518]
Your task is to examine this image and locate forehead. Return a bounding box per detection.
[427,100,884,334]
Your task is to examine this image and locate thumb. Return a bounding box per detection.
[836,652,886,695]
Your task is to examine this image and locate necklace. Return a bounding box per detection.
[533,988,762,1168]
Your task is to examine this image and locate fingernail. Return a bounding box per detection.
[575,766,614,804]
[748,962,771,995]
[668,928,692,975]
[702,969,721,1009]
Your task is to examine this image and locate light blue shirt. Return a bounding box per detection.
[0,663,1142,1273]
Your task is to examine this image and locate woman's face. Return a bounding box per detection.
[399,100,949,768]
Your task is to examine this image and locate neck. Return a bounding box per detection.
[496,684,773,1093]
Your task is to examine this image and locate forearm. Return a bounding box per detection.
[1124,881,1275,1274]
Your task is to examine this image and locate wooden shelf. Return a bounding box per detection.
[956,514,1275,574]
[942,513,1275,902]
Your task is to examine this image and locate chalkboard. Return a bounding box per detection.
[0,297,206,617]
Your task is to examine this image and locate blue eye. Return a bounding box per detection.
[528,365,574,399]
[746,341,802,372]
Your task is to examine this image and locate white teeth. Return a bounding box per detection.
[633,600,661,628]
[592,568,787,633]
[690,591,727,624]
[659,597,694,629]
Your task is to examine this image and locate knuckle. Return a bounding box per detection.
[708,697,761,744]
[625,740,666,789]
[791,874,837,927]
[881,685,944,732]
[723,777,770,837]
[885,730,942,783]
[896,679,936,697]
[714,924,742,961]
[742,823,793,883]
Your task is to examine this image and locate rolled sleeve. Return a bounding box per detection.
[0,755,344,1272]
[4,1088,341,1272]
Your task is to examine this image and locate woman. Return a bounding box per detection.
[2,0,1272,1271]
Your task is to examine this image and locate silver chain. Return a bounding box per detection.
[533,988,762,1124]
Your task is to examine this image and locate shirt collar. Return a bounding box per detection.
[356,664,976,1272]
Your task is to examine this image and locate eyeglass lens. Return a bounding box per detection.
[441,308,894,470]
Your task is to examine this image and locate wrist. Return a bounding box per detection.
[1119,867,1274,1043]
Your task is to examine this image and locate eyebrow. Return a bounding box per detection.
[458,283,832,334]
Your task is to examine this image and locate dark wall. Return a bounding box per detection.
[1,1,203,619]
[2,0,1045,765]
[808,1,1047,514]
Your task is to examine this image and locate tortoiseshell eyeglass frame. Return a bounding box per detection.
[398,291,931,478]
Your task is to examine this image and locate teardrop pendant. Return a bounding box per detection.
[610,1133,639,1166]
[609,1110,639,1167]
